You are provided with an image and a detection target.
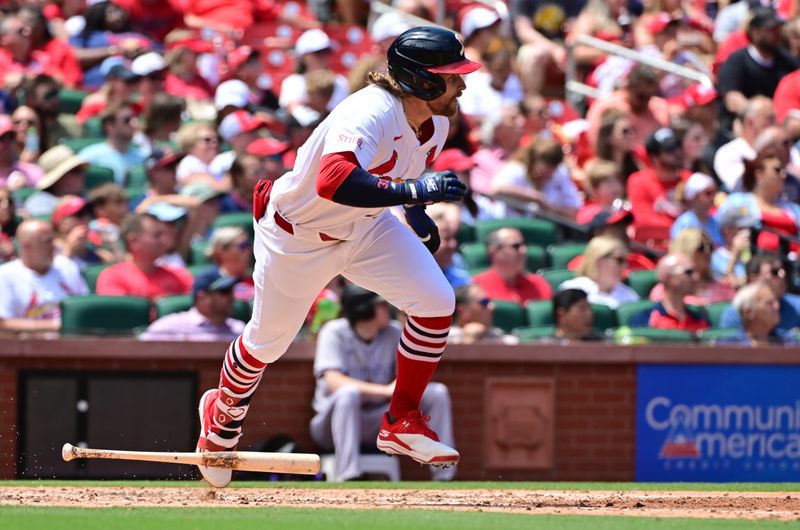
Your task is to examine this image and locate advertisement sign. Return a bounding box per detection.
[637,365,800,481]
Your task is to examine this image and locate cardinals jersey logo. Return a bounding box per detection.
[425,147,437,168]
[369,150,399,177]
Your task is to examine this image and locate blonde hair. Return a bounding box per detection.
[578,236,627,281]
[366,71,406,98]
[668,228,710,257]
[207,226,248,261]
[175,122,214,153]
[584,159,620,198]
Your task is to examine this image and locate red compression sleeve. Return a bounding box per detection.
[316,152,360,200]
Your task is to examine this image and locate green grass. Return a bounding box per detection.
[2,506,800,530]
[4,480,800,491]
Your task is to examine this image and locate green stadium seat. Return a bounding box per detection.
[626,269,658,299]
[460,242,488,271]
[591,303,617,331]
[11,187,36,205]
[526,300,554,327]
[698,327,741,344]
[625,327,697,343]
[616,300,657,327]
[81,263,111,293]
[538,268,576,291]
[125,163,148,196]
[707,302,731,328]
[512,325,556,343]
[58,88,89,115]
[60,295,151,336]
[61,137,103,153]
[212,212,255,239]
[190,241,212,266]
[456,223,476,245]
[526,245,547,272]
[547,243,585,269]
[187,264,212,277]
[83,118,103,138]
[475,218,558,247]
[85,165,115,191]
[491,300,527,333]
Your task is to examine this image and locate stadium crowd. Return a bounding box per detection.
[2,0,800,347]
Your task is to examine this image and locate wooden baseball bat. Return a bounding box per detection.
[61,443,320,475]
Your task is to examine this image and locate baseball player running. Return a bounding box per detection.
[196,26,480,487]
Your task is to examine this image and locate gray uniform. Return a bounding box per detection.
[310,318,455,481]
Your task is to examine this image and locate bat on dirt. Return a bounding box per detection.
[61,443,320,475]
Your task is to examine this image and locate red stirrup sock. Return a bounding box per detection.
[389,315,451,420]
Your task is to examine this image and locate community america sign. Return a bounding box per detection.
[636,365,800,481]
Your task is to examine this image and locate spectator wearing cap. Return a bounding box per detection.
[493,137,582,219]
[714,96,774,192]
[459,37,524,123]
[720,252,800,338]
[137,93,185,158]
[715,151,800,252]
[469,104,526,196]
[449,283,517,345]
[178,182,223,241]
[87,183,128,262]
[632,254,710,332]
[670,172,723,246]
[69,1,155,89]
[279,29,349,120]
[205,226,254,301]
[650,228,736,305]
[547,288,604,344]
[0,114,43,189]
[459,5,504,66]
[561,236,639,310]
[671,83,722,141]
[76,57,142,124]
[131,52,167,109]
[145,201,190,268]
[23,145,88,217]
[214,79,252,120]
[718,7,799,128]
[210,110,269,180]
[711,203,756,283]
[248,138,288,182]
[129,148,183,211]
[96,212,193,299]
[78,100,146,185]
[174,122,220,188]
[224,46,279,111]
[576,160,624,225]
[369,12,413,56]
[586,64,670,147]
[0,219,88,333]
[472,227,553,306]
[721,280,791,345]
[139,268,245,341]
[51,195,106,269]
[0,13,81,90]
[627,127,689,231]
[163,29,214,101]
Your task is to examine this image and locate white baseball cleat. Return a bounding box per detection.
[196,388,235,488]
[376,410,460,467]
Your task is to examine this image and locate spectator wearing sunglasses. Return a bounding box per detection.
[471,227,552,306]
[78,100,146,185]
[720,252,800,339]
[449,283,517,345]
[671,172,724,247]
[650,228,736,305]
[561,236,639,310]
[20,74,71,151]
[632,253,710,332]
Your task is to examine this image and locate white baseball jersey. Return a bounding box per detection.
[270,85,448,240]
[0,255,88,319]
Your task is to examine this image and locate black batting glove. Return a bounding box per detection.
[404,171,467,205]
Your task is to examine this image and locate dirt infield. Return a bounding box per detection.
[2,486,800,520]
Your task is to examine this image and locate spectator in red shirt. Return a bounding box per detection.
[163,30,214,102]
[638,253,710,332]
[627,127,689,231]
[471,227,552,306]
[96,212,193,299]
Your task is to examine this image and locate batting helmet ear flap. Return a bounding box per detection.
[389,60,446,101]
